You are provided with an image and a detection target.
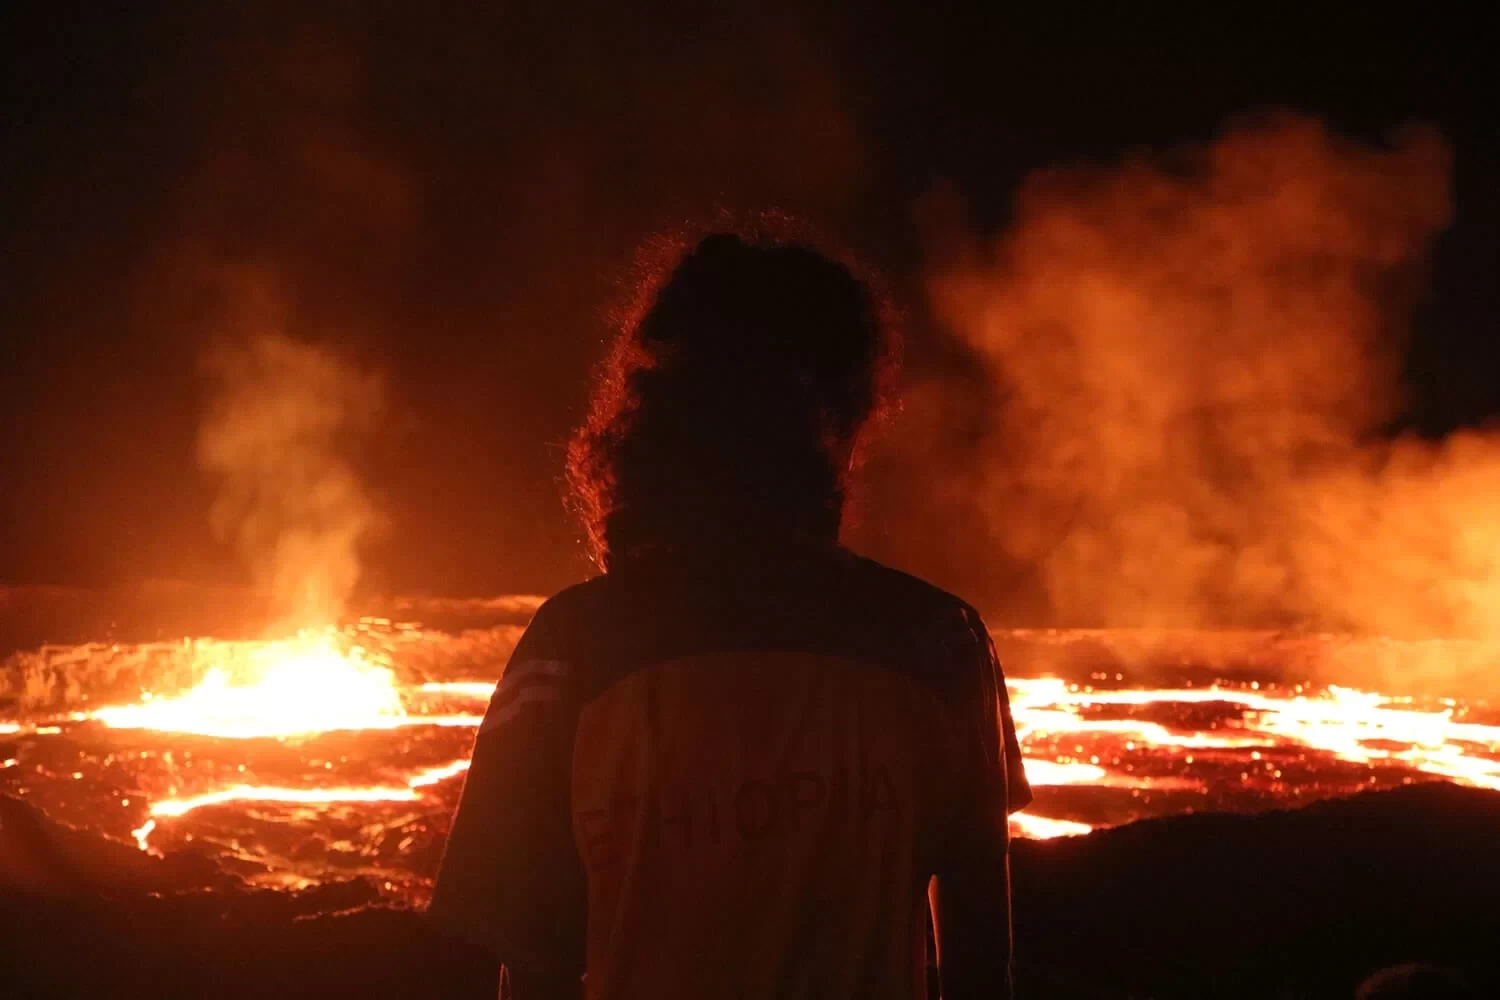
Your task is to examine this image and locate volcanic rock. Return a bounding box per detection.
[3,783,1498,998]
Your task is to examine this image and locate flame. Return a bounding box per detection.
[89,629,482,739]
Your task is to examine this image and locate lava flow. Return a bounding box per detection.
[2,620,1498,899]
[90,630,482,739]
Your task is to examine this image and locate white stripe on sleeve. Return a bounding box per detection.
[479,685,562,736]
[496,658,569,694]
[477,659,570,736]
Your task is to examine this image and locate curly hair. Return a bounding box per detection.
[567,222,900,570]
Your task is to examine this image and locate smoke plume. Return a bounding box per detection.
[918,115,1496,639]
[198,323,384,630]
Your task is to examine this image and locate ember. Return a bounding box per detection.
[3,619,1497,902]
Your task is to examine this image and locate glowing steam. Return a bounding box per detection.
[198,331,384,628]
[925,116,1489,643]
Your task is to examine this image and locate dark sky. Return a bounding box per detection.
[2,3,1495,602]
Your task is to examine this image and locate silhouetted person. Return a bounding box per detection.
[428,228,1032,999]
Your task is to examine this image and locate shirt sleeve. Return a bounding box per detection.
[987,632,1033,815]
[426,604,587,981]
[948,610,1032,860]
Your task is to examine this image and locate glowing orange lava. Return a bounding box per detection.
[18,626,1497,864]
[134,758,472,852]
[1007,677,1500,795]
[1009,812,1094,839]
[89,630,483,738]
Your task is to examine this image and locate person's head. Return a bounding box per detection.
[1355,963,1477,1000]
[567,224,899,569]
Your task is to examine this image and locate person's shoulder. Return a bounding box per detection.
[506,574,625,674]
[524,573,614,632]
[829,550,995,708]
[835,548,988,634]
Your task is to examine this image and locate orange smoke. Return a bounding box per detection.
[198,328,385,629]
[923,116,1498,663]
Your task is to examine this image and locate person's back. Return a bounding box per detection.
[428,227,1031,999]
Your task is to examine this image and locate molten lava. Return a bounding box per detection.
[88,630,482,739]
[3,621,1499,900]
[1008,678,1500,792]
